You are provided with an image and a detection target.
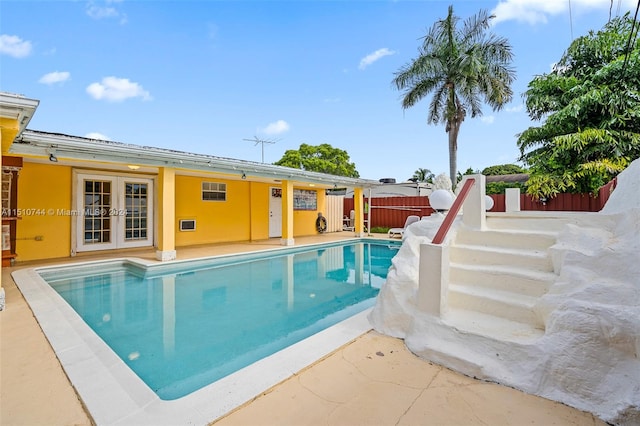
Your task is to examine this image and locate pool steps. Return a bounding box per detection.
[442,214,570,342]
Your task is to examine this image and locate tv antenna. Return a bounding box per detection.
[243,136,278,163]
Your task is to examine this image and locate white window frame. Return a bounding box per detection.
[202,181,226,201]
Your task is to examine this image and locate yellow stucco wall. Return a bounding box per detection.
[12,164,332,260]
[250,182,270,241]
[0,117,19,154]
[16,162,72,261]
[293,189,327,236]
[175,175,253,246]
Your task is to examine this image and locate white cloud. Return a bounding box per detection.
[506,104,524,113]
[480,115,495,124]
[39,71,71,85]
[0,34,32,58]
[86,1,127,24]
[359,48,395,70]
[259,120,290,135]
[491,0,637,25]
[86,77,152,102]
[85,132,111,140]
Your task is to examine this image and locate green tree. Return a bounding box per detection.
[456,167,478,183]
[481,164,528,195]
[274,143,360,178]
[481,164,526,175]
[410,167,435,183]
[393,5,515,188]
[518,13,640,199]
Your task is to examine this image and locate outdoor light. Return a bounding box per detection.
[49,153,58,162]
[127,165,140,170]
[241,172,246,180]
[485,195,495,211]
[430,189,453,212]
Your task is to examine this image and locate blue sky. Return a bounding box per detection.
[1,0,637,182]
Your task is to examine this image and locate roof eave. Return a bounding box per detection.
[13,130,381,188]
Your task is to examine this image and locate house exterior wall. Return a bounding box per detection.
[12,162,330,261]
[17,161,72,260]
[249,182,270,241]
[175,175,252,246]
[294,189,326,236]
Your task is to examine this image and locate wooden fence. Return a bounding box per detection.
[344,178,617,229]
[343,196,435,229]
[487,178,617,213]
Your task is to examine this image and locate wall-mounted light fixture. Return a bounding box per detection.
[127,165,140,170]
[49,153,58,162]
[241,172,246,180]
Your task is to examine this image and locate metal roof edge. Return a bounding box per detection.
[16,130,381,188]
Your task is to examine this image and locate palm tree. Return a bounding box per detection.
[393,5,515,187]
[411,167,435,183]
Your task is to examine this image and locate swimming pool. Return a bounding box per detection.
[13,239,399,424]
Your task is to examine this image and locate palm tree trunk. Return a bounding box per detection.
[448,120,459,189]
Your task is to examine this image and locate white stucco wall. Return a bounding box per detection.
[369,158,640,425]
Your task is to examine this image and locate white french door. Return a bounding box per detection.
[75,173,154,252]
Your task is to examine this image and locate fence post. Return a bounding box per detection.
[462,174,487,230]
[505,188,521,212]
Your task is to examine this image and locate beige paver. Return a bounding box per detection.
[0,234,606,426]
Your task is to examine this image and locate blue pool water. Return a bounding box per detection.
[40,240,399,400]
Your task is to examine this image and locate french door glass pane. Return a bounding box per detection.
[125,182,148,241]
[83,180,111,244]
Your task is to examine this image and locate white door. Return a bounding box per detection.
[76,173,154,252]
[269,187,282,238]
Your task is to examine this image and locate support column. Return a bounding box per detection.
[156,167,177,261]
[281,180,294,246]
[353,187,365,237]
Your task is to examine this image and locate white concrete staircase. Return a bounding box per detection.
[442,214,571,343]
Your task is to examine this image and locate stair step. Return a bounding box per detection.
[454,229,557,251]
[449,263,554,297]
[447,283,543,328]
[450,244,553,272]
[442,308,545,344]
[485,212,587,232]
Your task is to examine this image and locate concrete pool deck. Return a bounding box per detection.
[1,233,606,425]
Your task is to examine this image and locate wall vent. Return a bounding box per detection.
[179,219,196,231]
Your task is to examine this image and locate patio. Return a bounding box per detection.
[0,233,605,425]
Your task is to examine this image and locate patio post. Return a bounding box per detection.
[281,180,294,245]
[156,167,177,261]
